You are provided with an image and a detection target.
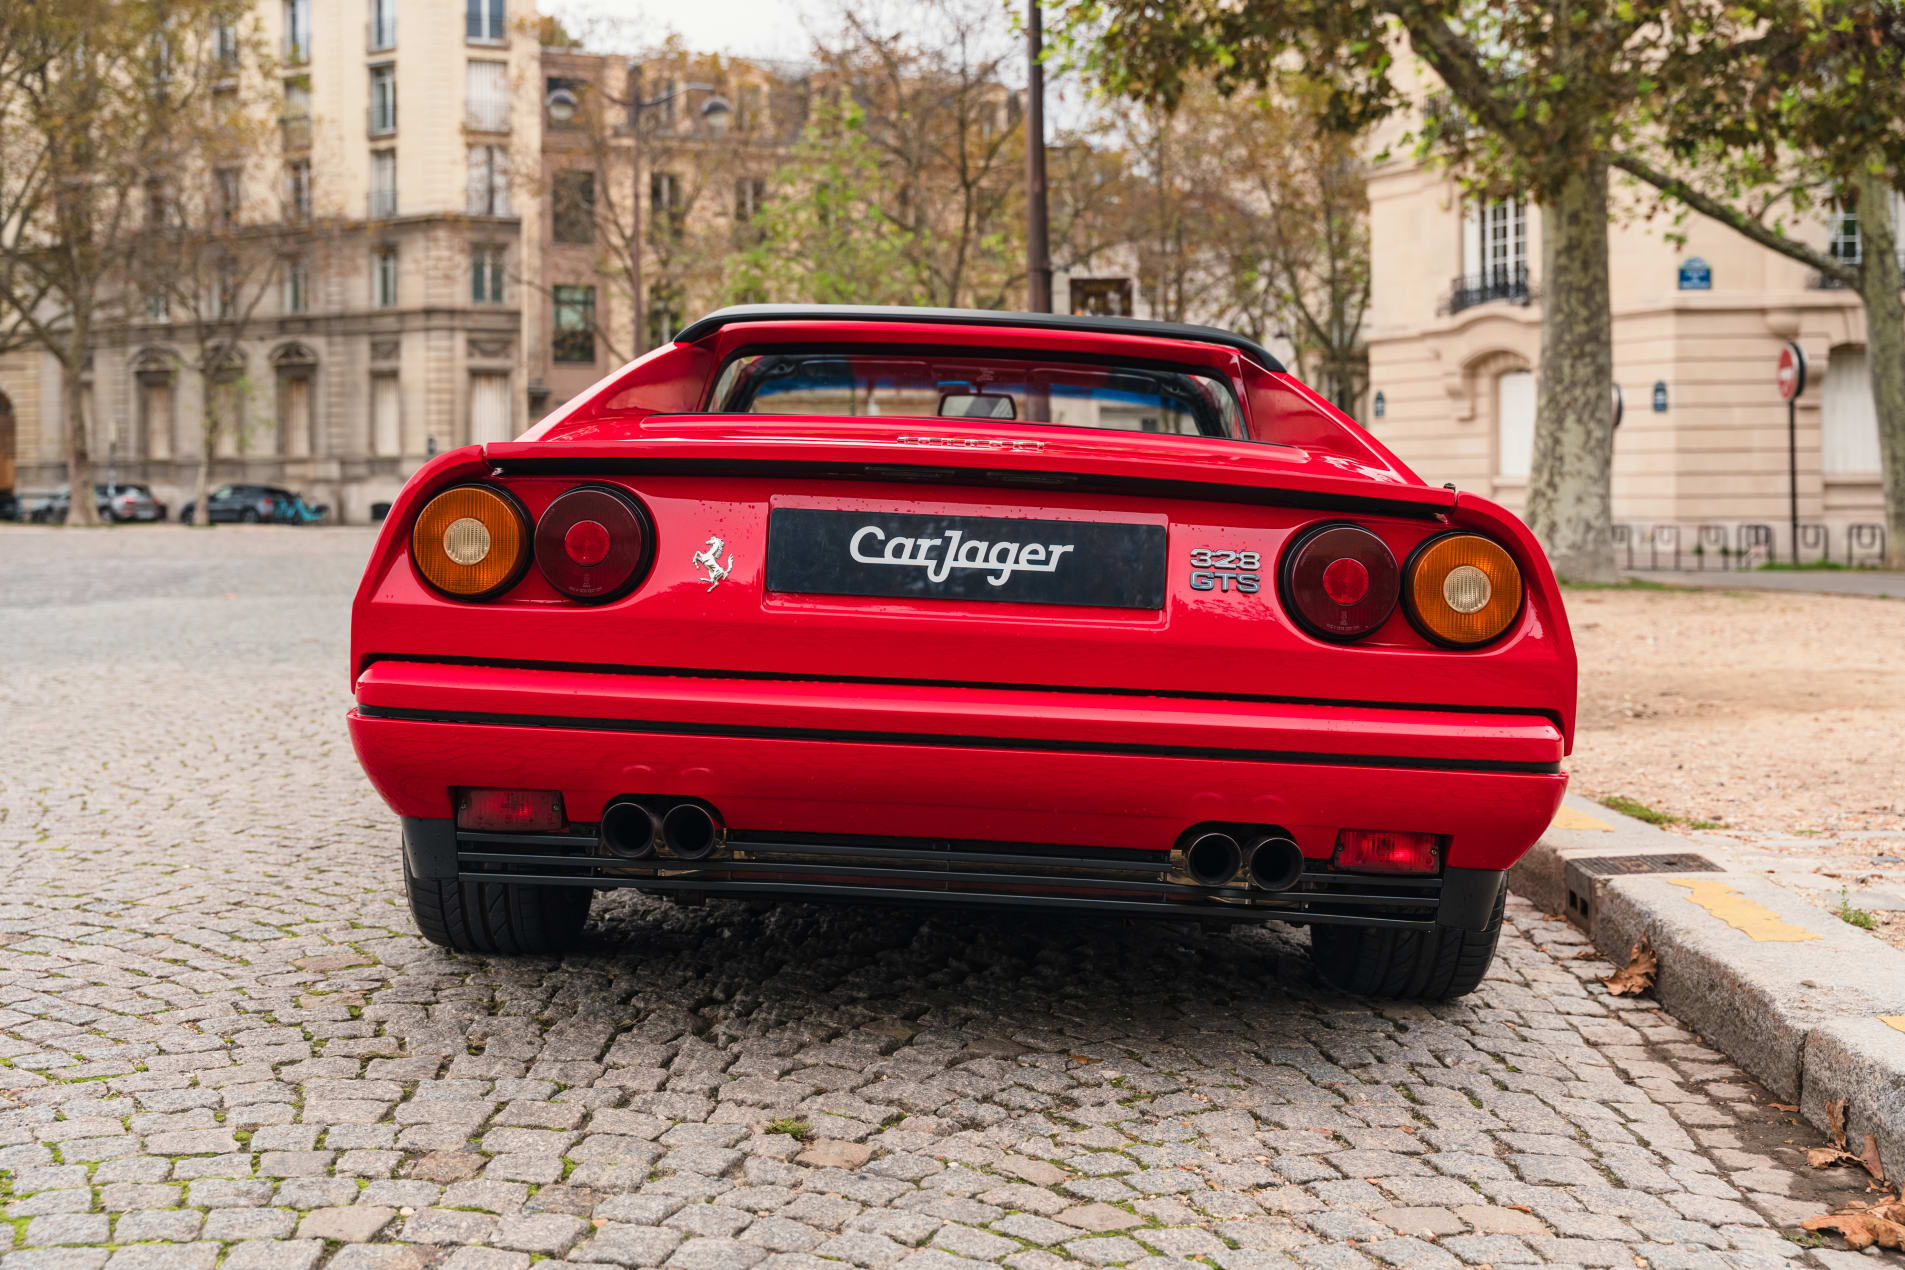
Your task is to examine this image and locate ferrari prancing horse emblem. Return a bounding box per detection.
[692,536,734,591]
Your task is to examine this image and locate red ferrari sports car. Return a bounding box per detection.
[349,305,1574,998]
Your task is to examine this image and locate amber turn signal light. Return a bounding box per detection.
[1405,533,1523,647]
[412,484,530,599]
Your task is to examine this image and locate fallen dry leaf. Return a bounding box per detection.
[1810,1147,1861,1170]
[1829,1097,1850,1149]
[1772,1103,1799,1112]
[1802,1199,1905,1251]
[1601,938,1658,997]
[1860,1135,1887,1184]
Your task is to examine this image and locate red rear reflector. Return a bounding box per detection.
[1281,523,1399,641]
[1333,829,1441,874]
[456,788,565,833]
[534,484,654,602]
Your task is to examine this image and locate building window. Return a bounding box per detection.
[370,150,396,218]
[735,84,761,134]
[283,0,310,63]
[369,0,396,50]
[469,371,512,443]
[552,285,595,363]
[467,60,509,132]
[1822,346,1882,475]
[215,21,240,69]
[216,257,237,318]
[372,373,402,456]
[467,0,505,42]
[216,167,241,228]
[283,75,311,121]
[734,177,765,222]
[1495,369,1536,481]
[283,256,309,314]
[369,64,397,136]
[650,170,682,241]
[145,288,169,321]
[374,246,398,308]
[471,245,505,303]
[552,171,594,244]
[467,145,511,216]
[646,291,681,350]
[286,158,312,222]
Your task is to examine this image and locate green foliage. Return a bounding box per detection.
[1836,890,1877,931]
[1599,795,1726,831]
[765,1118,814,1141]
[729,91,929,307]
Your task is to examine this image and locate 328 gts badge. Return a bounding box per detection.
[1188,548,1260,594]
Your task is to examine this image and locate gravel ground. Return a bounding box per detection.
[1563,584,1905,947]
[0,526,1894,1270]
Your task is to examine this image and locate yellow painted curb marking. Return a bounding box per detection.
[1668,879,1821,942]
[1552,806,1613,831]
[1881,1016,1905,1035]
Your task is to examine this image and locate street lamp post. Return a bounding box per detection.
[623,66,729,355]
[1023,0,1052,313]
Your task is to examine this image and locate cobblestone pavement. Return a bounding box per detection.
[0,527,1893,1270]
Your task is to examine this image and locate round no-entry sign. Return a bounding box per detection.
[1777,341,1807,400]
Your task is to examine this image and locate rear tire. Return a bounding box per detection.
[1308,883,1506,999]
[405,863,592,955]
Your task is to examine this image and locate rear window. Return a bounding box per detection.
[708,352,1244,439]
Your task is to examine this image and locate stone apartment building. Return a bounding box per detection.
[1365,128,1899,560]
[0,3,808,522]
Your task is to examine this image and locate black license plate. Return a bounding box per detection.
[767,508,1166,609]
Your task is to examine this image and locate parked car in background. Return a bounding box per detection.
[179,483,320,524]
[24,484,167,523]
[349,303,1577,998]
[101,483,166,522]
[0,489,18,522]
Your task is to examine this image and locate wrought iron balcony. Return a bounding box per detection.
[1441,266,1534,315]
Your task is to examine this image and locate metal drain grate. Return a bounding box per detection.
[1572,853,1721,877]
[1564,853,1723,928]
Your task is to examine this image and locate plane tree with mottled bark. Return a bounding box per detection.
[1048,0,1726,581]
[1610,0,1905,567]
[0,0,255,526]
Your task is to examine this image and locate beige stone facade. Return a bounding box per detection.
[1,0,541,523]
[1365,157,1897,562]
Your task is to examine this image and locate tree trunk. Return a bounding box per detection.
[61,333,100,527]
[192,371,216,527]
[1525,158,1618,582]
[1856,163,1905,570]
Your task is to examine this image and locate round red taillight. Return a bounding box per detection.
[1280,523,1399,641]
[534,485,654,602]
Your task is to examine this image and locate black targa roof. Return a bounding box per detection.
[673,304,1288,374]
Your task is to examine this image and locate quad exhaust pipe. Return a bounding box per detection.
[600,799,725,860]
[600,800,661,859]
[1179,827,1307,892]
[1184,831,1243,886]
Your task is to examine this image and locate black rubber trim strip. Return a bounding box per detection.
[486,456,1450,521]
[673,303,1288,373]
[359,653,1567,734]
[356,705,1562,774]
[1437,867,1507,931]
[453,872,1438,928]
[402,817,460,880]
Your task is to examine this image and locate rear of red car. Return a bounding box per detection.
[348,306,1575,997]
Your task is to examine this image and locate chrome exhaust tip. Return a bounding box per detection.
[600,800,661,859]
[1245,835,1305,892]
[661,803,723,860]
[1184,831,1243,887]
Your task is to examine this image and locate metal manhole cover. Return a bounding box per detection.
[1571,853,1721,876]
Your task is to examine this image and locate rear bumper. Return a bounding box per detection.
[350,658,1564,882]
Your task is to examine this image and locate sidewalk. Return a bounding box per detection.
[1515,794,1905,1181]
[1622,567,1905,597]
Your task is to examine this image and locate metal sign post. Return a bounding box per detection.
[1776,341,1807,564]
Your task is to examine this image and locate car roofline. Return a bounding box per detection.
[673,304,1288,374]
